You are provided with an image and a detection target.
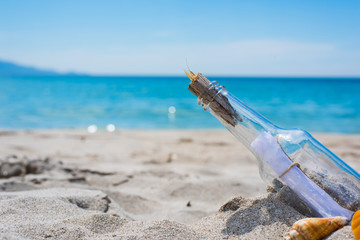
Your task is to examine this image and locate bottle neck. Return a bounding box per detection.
[197,81,278,152]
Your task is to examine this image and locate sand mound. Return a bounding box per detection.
[0,188,353,239]
[192,194,303,239]
[0,188,204,239]
[0,188,127,239]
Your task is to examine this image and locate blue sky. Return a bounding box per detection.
[0,0,359,76]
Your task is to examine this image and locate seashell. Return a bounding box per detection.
[284,216,347,240]
[351,210,360,240]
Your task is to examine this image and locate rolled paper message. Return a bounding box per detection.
[251,132,354,220]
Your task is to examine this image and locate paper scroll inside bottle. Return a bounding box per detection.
[251,132,353,219]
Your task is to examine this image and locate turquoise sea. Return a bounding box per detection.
[0,76,360,133]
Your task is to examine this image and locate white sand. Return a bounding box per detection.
[0,130,359,239]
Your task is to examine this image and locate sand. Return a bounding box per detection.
[0,130,359,239]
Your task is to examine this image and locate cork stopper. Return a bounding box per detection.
[186,70,242,126]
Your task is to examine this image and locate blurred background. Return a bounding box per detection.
[0,0,359,133]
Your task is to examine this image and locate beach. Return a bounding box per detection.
[1,0,360,238]
[0,129,359,239]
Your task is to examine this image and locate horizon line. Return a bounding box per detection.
[5,73,360,79]
[2,59,360,79]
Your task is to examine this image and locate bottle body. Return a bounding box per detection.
[196,80,360,219]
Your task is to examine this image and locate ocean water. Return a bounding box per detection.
[0,75,359,133]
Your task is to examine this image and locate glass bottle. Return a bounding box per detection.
[187,71,360,220]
